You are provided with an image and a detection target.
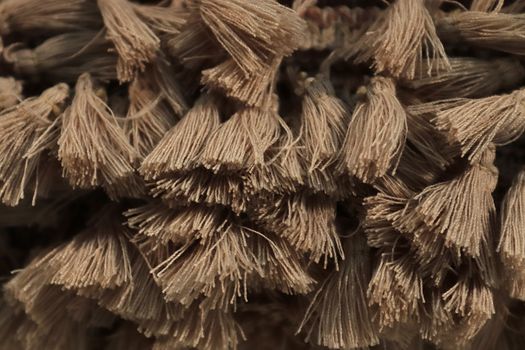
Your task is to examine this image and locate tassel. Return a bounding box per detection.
[125,202,228,245]
[97,0,160,82]
[395,145,498,257]
[151,169,245,213]
[401,57,525,99]
[0,84,69,206]
[442,275,495,343]
[498,169,525,300]
[434,88,525,163]
[348,0,449,79]
[199,107,281,173]
[147,223,256,306]
[367,252,424,330]
[298,230,379,349]
[246,230,314,295]
[299,75,351,196]
[92,250,177,337]
[167,18,224,68]
[156,306,244,350]
[253,193,343,266]
[0,0,100,36]
[0,76,23,111]
[3,31,118,83]
[196,0,306,76]
[338,76,407,183]
[124,74,177,158]
[201,58,277,107]
[140,95,221,180]
[58,73,142,199]
[438,11,525,56]
[47,212,133,290]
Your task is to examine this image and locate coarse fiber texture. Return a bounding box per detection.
[2,0,525,349]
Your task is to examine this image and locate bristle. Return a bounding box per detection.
[338,76,407,183]
[348,0,449,79]
[0,84,68,206]
[298,231,379,349]
[98,0,160,82]
[58,73,143,199]
[434,88,525,163]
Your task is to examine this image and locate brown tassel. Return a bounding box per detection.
[146,223,256,306]
[47,213,133,290]
[97,0,160,82]
[395,146,498,257]
[3,31,118,83]
[156,306,244,350]
[438,11,525,56]
[0,84,68,206]
[151,169,245,212]
[58,73,142,199]
[253,193,343,265]
[201,58,277,107]
[246,230,314,295]
[196,0,306,76]
[298,230,379,349]
[498,169,525,300]
[368,252,424,330]
[299,75,351,196]
[348,0,449,79]
[338,76,407,183]
[125,202,228,245]
[140,95,221,180]
[434,88,525,163]
[199,107,281,173]
[0,0,101,36]
[401,57,525,99]
[442,274,495,344]
[124,74,177,158]
[0,76,23,111]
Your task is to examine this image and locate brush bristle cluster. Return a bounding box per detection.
[2,0,525,349]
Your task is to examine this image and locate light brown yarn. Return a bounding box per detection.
[98,0,160,82]
[338,76,407,183]
[348,0,450,79]
[57,73,142,199]
[0,84,68,206]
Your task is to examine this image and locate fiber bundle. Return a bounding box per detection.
[1,0,525,349]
